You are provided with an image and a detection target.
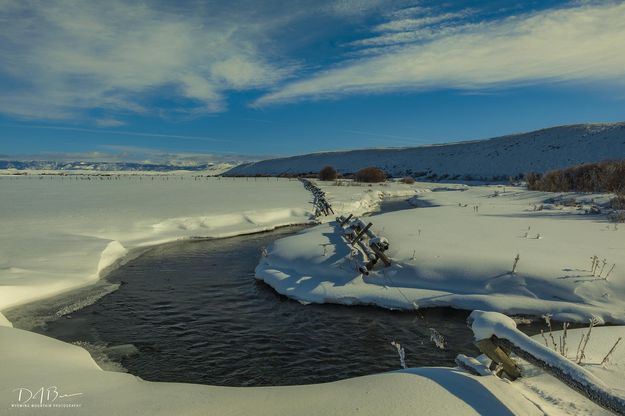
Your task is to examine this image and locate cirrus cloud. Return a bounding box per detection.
[0,0,295,120]
[255,2,625,106]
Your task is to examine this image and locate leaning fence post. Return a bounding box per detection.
[470,311,625,415]
[339,214,353,227]
[475,338,521,380]
[351,222,373,245]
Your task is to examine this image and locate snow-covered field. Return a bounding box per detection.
[2,175,624,415]
[257,181,625,324]
[0,176,313,315]
[226,122,625,179]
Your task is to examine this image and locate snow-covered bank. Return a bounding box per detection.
[257,182,625,323]
[469,311,625,415]
[0,176,313,319]
[0,324,541,415]
[516,325,625,415]
[1,310,623,415]
[315,179,425,218]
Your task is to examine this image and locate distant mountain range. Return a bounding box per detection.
[0,160,236,174]
[225,122,625,180]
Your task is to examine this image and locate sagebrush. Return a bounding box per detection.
[526,159,625,193]
[318,165,338,181]
[355,167,386,183]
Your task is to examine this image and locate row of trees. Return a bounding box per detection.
[526,159,625,193]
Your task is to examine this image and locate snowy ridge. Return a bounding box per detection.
[225,122,625,179]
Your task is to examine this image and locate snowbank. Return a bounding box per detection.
[0,325,541,415]
[468,311,610,391]
[257,184,625,323]
[0,176,313,314]
[315,179,425,217]
[508,319,625,415]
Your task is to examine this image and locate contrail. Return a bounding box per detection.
[1,124,227,143]
[340,129,428,145]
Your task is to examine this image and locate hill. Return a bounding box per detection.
[225,122,625,180]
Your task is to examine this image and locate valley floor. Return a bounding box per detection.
[1,176,623,415]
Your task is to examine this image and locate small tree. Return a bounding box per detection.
[319,165,338,181]
[355,167,386,183]
[401,176,415,184]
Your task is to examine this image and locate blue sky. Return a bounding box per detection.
[1,0,625,163]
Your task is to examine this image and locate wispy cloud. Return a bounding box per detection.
[349,6,476,48]
[95,118,127,128]
[0,123,226,142]
[323,0,398,17]
[373,10,472,32]
[0,0,296,121]
[256,2,625,106]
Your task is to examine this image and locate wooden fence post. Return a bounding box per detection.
[490,336,625,415]
[351,222,373,245]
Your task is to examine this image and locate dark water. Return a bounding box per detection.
[21,226,485,387]
[12,201,543,387]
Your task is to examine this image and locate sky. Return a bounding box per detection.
[1,0,625,163]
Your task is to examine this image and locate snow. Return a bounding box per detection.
[315,179,422,217]
[3,173,625,415]
[469,310,520,341]
[466,311,625,415]
[0,161,238,176]
[468,311,609,390]
[226,122,625,179]
[0,312,12,327]
[256,181,625,323]
[0,176,314,313]
[512,322,625,415]
[0,325,542,415]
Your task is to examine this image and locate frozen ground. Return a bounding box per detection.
[257,181,625,323]
[0,175,313,315]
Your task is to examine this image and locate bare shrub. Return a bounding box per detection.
[610,193,625,210]
[608,210,625,223]
[526,159,625,193]
[401,176,415,184]
[318,166,338,181]
[525,172,542,190]
[355,167,386,183]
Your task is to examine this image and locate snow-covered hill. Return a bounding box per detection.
[225,122,625,180]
